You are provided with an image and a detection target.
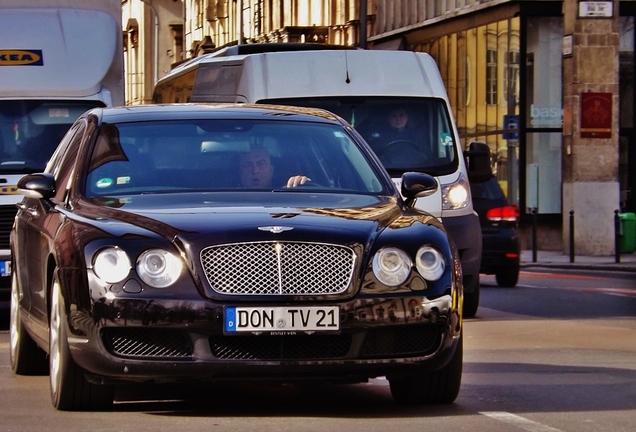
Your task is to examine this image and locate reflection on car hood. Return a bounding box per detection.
[78,192,425,244]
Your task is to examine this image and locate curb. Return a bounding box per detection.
[520,262,636,273]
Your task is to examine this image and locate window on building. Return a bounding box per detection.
[486,48,498,106]
[195,0,204,29]
[504,51,520,106]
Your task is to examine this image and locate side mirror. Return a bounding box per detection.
[17,173,56,199]
[464,141,493,182]
[401,172,438,204]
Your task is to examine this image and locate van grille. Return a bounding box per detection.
[0,205,17,249]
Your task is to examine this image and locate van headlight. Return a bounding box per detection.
[373,247,412,286]
[137,249,183,288]
[442,174,470,210]
[93,247,131,283]
[415,246,446,281]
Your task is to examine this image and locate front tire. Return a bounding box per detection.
[462,275,480,318]
[49,275,114,411]
[10,272,48,375]
[389,332,463,405]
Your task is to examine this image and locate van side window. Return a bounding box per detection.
[152,69,196,103]
[192,63,243,102]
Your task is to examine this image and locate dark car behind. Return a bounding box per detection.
[470,176,520,287]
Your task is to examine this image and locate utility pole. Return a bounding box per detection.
[360,0,367,49]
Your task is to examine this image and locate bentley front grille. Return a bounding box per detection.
[208,325,441,361]
[102,328,193,359]
[209,334,353,360]
[362,324,440,358]
[201,242,355,295]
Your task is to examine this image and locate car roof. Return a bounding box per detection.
[88,103,348,125]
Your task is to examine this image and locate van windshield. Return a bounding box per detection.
[0,100,102,174]
[264,97,459,176]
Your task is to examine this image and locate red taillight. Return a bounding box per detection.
[486,204,519,222]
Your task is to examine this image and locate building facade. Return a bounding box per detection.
[123,0,635,256]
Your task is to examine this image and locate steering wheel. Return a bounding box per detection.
[377,140,421,158]
[288,180,322,188]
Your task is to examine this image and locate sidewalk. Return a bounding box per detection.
[521,250,636,273]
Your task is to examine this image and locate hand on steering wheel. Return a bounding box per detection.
[286,175,312,188]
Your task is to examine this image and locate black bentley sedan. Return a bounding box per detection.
[9,104,463,411]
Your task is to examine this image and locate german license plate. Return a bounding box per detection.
[224,306,339,334]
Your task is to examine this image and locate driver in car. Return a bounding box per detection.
[359,107,426,164]
[239,145,310,188]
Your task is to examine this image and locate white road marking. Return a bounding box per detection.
[480,412,565,432]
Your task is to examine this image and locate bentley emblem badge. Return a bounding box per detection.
[258,226,294,234]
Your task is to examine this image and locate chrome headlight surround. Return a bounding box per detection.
[372,247,413,286]
[136,249,183,288]
[415,246,446,281]
[92,247,131,284]
[442,173,470,210]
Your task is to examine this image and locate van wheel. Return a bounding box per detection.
[462,276,480,318]
[496,266,519,287]
[49,275,114,411]
[10,272,48,375]
[389,332,463,405]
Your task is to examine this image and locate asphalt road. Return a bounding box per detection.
[0,268,634,432]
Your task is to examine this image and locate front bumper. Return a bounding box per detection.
[67,294,462,385]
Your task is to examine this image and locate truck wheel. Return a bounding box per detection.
[49,275,114,411]
[389,332,463,405]
[462,275,480,318]
[495,266,519,287]
[10,273,48,375]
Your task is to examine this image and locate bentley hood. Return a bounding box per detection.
[78,191,443,250]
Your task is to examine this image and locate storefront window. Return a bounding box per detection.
[525,132,562,214]
[526,17,563,214]
[620,17,634,129]
[619,16,634,211]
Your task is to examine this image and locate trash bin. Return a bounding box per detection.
[619,212,636,254]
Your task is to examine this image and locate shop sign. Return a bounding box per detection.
[580,92,612,138]
[578,1,613,18]
[530,104,563,127]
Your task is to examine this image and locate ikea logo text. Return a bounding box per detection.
[0,50,43,66]
[0,186,19,195]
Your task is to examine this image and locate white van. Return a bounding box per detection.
[153,45,483,316]
[0,0,124,294]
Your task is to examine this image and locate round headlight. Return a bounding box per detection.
[137,249,182,288]
[372,247,412,286]
[415,246,446,281]
[442,175,470,210]
[93,247,131,283]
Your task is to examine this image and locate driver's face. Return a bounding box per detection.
[388,109,409,131]
[240,148,274,188]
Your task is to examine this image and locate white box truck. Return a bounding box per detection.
[0,0,124,297]
[153,44,483,316]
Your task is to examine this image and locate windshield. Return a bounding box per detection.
[0,100,102,174]
[264,97,459,176]
[84,119,388,197]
